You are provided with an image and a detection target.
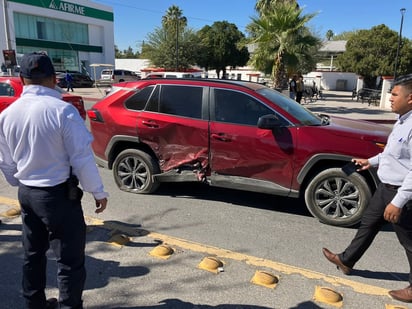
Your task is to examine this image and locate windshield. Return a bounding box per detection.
[256,88,323,126]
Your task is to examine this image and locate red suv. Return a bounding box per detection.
[0,76,86,120]
[88,79,391,227]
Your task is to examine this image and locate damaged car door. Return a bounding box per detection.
[209,88,295,196]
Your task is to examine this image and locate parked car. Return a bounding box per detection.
[143,71,200,79]
[98,69,140,85]
[0,76,86,120]
[87,78,391,227]
[56,71,94,88]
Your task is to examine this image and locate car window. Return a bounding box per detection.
[124,86,155,110]
[257,88,322,125]
[214,88,277,126]
[146,85,203,119]
[0,82,14,96]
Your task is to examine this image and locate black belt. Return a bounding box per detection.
[384,183,400,190]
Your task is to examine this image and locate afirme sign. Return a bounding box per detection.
[8,0,114,21]
[49,0,85,15]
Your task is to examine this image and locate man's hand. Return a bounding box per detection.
[384,203,401,223]
[95,198,108,213]
[352,158,371,171]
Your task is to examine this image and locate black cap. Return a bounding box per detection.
[19,52,55,79]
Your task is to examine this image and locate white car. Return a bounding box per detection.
[100,69,140,84]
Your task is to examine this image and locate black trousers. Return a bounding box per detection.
[18,182,86,309]
[339,183,412,284]
[296,91,303,103]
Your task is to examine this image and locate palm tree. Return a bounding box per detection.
[248,2,318,89]
[326,29,334,41]
[162,5,187,71]
[255,0,299,16]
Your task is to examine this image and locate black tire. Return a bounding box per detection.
[113,149,160,194]
[304,168,372,227]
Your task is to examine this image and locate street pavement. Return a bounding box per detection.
[0,87,403,309]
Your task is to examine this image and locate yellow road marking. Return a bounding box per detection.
[0,196,20,208]
[0,197,390,297]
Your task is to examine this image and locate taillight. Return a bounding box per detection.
[87,109,104,122]
[72,99,86,120]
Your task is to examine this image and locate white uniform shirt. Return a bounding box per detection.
[369,110,412,208]
[0,84,108,200]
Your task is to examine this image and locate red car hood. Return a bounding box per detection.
[326,115,392,142]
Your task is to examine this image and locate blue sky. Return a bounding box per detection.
[93,0,412,52]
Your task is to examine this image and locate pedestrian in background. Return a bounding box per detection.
[65,70,74,92]
[289,74,297,100]
[322,73,412,303]
[296,75,304,103]
[0,52,108,309]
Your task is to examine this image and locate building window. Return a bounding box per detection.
[36,21,46,39]
[14,13,89,45]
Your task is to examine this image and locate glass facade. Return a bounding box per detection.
[13,12,90,72]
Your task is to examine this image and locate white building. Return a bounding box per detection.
[0,0,114,75]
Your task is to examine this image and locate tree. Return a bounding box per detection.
[161,5,187,71]
[195,21,249,78]
[142,6,198,70]
[247,2,320,88]
[255,0,299,14]
[326,29,334,41]
[336,24,412,88]
[332,30,358,41]
[115,45,140,59]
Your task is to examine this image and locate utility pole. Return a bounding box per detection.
[394,8,406,80]
[2,0,11,50]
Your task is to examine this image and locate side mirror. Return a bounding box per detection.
[257,114,284,129]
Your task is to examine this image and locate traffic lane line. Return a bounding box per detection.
[0,196,390,298]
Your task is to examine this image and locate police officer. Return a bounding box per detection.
[0,52,108,308]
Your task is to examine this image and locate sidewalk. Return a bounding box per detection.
[302,90,396,123]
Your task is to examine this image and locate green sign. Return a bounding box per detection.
[9,0,114,21]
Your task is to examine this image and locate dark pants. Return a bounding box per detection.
[296,91,303,103]
[19,182,86,309]
[339,183,412,284]
[66,82,73,92]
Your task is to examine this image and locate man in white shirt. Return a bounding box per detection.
[0,52,108,309]
[322,73,412,303]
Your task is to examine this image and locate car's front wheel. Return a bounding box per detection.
[304,168,372,227]
[113,149,160,194]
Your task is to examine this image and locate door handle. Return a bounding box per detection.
[141,120,159,128]
[211,133,232,142]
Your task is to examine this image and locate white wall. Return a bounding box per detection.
[304,71,357,91]
[115,59,151,73]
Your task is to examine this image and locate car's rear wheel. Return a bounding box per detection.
[304,168,372,227]
[113,149,160,194]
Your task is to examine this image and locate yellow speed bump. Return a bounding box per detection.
[107,233,130,247]
[149,244,174,259]
[2,207,21,217]
[385,305,409,309]
[250,270,279,289]
[313,286,343,307]
[198,256,224,274]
